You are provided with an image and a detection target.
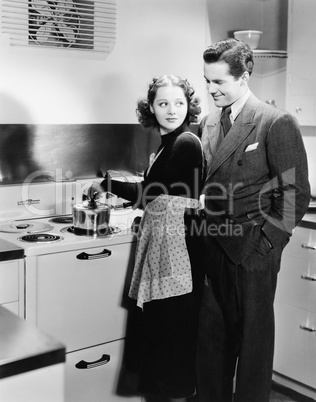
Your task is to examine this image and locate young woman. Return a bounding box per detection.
[89,75,205,402]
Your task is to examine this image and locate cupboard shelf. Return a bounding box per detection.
[253,50,287,59]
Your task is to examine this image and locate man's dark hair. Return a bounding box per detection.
[203,38,254,79]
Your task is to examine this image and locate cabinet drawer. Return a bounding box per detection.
[0,260,19,304]
[283,227,316,262]
[274,302,316,389]
[65,340,140,402]
[278,254,316,312]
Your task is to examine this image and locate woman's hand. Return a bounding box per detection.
[86,181,104,200]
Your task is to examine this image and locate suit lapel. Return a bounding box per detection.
[201,120,221,163]
[206,94,258,179]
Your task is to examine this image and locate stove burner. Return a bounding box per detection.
[18,233,64,243]
[61,226,120,237]
[49,216,73,224]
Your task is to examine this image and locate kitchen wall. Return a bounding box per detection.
[0,0,209,184]
[0,0,209,124]
[0,124,163,184]
[0,0,290,125]
[1,0,315,192]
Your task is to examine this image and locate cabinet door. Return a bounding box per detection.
[0,259,23,317]
[274,225,316,391]
[286,96,316,126]
[65,340,141,402]
[28,242,136,352]
[278,254,316,312]
[276,226,316,312]
[281,226,316,262]
[286,0,316,125]
[0,260,19,304]
[274,302,316,389]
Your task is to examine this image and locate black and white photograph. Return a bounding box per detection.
[0,1,315,401]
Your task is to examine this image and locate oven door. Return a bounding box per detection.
[25,242,136,352]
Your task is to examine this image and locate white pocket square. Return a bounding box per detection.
[245,142,259,152]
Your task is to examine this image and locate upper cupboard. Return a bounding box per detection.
[286,0,316,125]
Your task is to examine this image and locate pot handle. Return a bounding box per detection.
[76,249,112,260]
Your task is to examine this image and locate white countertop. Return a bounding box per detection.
[303,212,316,223]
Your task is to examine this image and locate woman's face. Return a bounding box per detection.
[150,85,188,135]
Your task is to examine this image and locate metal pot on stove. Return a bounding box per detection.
[73,192,111,236]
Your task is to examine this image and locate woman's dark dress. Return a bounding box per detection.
[104,126,205,398]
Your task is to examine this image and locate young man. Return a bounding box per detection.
[197,38,310,402]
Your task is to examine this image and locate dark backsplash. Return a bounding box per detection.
[0,124,163,184]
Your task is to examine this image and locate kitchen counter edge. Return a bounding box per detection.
[300,212,316,229]
[0,239,24,262]
[0,306,65,379]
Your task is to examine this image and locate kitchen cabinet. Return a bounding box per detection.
[286,0,316,125]
[0,259,24,317]
[273,224,316,399]
[26,241,141,402]
[0,238,24,317]
[65,339,137,402]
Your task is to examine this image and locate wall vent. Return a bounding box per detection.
[1,0,116,55]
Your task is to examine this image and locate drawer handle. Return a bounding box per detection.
[301,243,316,250]
[75,354,110,369]
[301,274,316,281]
[76,249,112,260]
[299,325,316,333]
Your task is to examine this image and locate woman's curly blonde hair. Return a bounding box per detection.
[136,75,201,129]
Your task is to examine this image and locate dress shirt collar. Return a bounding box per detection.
[229,89,251,122]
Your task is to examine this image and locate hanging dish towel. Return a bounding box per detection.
[129,194,199,309]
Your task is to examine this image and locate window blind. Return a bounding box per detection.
[1,0,116,54]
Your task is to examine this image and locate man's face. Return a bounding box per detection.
[204,61,247,108]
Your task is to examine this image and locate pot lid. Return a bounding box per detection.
[0,221,54,233]
[73,203,111,212]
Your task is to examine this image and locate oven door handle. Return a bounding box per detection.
[76,249,112,260]
[75,354,111,369]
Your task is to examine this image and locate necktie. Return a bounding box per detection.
[220,106,232,137]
